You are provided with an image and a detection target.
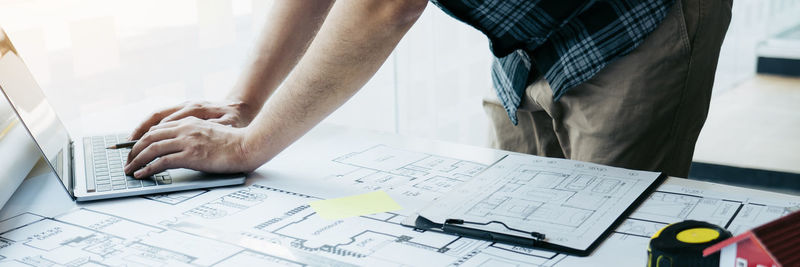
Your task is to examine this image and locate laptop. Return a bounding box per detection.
[0,28,246,201]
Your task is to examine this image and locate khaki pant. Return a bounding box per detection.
[484,0,732,178]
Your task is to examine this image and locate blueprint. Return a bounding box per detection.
[0,143,798,266]
[413,154,663,250]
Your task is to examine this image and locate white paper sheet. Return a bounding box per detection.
[416,154,663,250]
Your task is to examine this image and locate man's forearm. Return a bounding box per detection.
[242,0,427,167]
[227,0,334,113]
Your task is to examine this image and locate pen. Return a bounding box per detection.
[106,140,137,149]
[442,219,546,247]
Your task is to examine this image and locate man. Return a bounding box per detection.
[123,0,731,180]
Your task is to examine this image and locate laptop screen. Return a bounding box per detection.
[0,29,73,191]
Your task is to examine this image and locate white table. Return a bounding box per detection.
[1,123,798,266]
[694,75,800,174]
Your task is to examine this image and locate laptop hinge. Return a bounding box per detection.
[68,140,76,199]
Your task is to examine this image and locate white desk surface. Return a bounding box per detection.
[694,75,800,174]
[1,123,799,266]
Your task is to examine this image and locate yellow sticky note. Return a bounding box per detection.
[309,191,402,220]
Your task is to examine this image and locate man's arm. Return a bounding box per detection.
[242,0,428,166]
[125,0,428,177]
[128,0,334,139]
[225,0,335,116]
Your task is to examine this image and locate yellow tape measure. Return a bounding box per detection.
[647,220,731,267]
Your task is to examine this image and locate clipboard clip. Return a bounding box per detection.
[443,218,546,242]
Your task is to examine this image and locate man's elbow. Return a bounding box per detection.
[375,0,428,27]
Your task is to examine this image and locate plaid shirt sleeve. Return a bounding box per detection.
[431,0,673,125]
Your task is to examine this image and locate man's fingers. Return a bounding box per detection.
[125,139,183,176]
[160,105,222,124]
[125,128,179,167]
[133,152,186,179]
[129,105,182,140]
[207,116,235,126]
[146,120,183,134]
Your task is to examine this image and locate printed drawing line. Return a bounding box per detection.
[488,243,561,260]
[724,204,744,229]
[268,211,317,234]
[5,214,198,266]
[333,145,487,181]
[0,213,47,235]
[439,236,464,253]
[0,207,319,267]
[184,184,318,220]
[264,212,440,259]
[360,212,402,224]
[209,249,307,267]
[613,218,668,239]
[71,208,168,232]
[142,189,210,205]
[464,168,624,231]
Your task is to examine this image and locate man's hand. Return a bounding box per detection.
[123,117,256,178]
[124,0,426,177]
[128,100,256,141]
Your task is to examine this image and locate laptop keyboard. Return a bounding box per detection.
[85,134,171,192]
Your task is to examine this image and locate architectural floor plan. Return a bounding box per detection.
[415,154,663,250]
[0,144,797,266]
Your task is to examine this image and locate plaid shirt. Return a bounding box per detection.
[431,0,673,125]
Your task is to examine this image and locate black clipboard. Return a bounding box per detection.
[403,173,667,257]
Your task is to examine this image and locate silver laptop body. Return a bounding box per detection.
[0,28,245,201]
